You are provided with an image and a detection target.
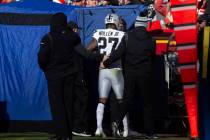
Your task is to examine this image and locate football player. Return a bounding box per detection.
[87,13,128,137]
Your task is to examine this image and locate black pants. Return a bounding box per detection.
[73,72,89,132]
[47,75,76,139]
[109,90,118,123]
[117,74,154,134]
[110,90,141,131]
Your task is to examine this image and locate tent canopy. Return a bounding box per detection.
[0,0,76,14]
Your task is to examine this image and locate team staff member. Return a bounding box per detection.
[67,21,91,137]
[109,18,127,136]
[109,17,142,137]
[38,13,103,140]
[102,12,158,139]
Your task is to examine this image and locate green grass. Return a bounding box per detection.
[0,133,191,140]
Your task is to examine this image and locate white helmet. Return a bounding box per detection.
[104,13,119,29]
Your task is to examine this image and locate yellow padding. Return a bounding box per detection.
[156,40,176,44]
[156,40,168,44]
[202,26,210,79]
[169,41,176,46]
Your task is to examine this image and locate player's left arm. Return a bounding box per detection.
[74,43,103,61]
[86,38,97,52]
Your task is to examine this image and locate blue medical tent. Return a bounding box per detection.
[0,0,145,123]
[0,0,78,121]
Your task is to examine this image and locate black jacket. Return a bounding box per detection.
[38,13,102,80]
[104,26,155,77]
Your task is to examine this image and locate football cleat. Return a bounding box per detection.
[111,122,121,137]
[95,128,106,138]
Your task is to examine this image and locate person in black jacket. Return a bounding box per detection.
[38,12,103,140]
[67,21,91,137]
[101,12,158,139]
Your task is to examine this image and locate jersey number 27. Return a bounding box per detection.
[98,37,119,55]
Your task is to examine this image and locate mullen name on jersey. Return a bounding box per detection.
[99,31,119,37]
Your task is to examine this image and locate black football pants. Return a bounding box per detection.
[117,74,154,134]
[73,72,89,132]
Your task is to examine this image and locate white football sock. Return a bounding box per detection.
[122,115,129,137]
[96,103,105,130]
[123,115,128,131]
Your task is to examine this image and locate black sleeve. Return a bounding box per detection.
[74,33,82,46]
[103,36,126,67]
[152,38,156,56]
[146,37,156,61]
[74,43,104,61]
[147,37,155,53]
[37,35,51,71]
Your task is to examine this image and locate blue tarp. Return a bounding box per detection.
[0,0,145,120]
[0,0,75,14]
[74,5,146,46]
[0,0,77,120]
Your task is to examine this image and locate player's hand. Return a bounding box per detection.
[102,55,109,62]
[100,55,109,69]
[99,62,105,69]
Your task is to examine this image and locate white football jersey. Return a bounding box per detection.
[93,28,125,69]
[93,29,125,55]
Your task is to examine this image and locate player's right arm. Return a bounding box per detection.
[103,35,126,67]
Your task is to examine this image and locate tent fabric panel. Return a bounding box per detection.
[0,4,146,121]
[0,25,51,120]
[0,1,76,14]
[74,5,146,47]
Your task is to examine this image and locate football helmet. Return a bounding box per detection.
[104,13,120,29]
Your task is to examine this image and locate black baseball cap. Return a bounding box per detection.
[67,21,82,30]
